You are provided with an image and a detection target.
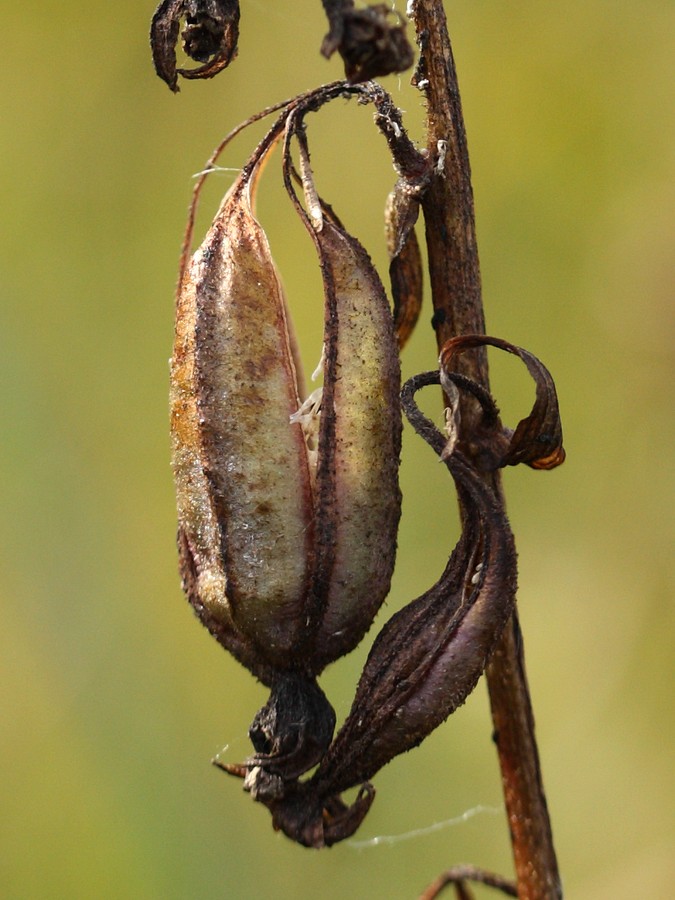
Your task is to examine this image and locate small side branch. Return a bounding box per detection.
[418,864,517,899]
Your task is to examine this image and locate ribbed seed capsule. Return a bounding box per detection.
[171,123,401,679]
[297,204,402,669]
[171,141,314,668]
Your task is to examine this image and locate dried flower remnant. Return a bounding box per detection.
[321,2,415,82]
[170,84,403,783]
[150,0,240,91]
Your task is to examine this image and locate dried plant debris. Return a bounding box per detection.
[321,2,415,82]
[438,335,566,472]
[151,0,240,91]
[385,177,423,348]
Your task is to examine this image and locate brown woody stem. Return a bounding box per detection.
[409,1,562,897]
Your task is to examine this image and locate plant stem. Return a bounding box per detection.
[409,2,562,896]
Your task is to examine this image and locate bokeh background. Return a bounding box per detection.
[2,1,673,897]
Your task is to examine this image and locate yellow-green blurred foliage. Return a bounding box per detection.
[1,1,673,897]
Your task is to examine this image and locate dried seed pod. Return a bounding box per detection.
[287,130,402,669]
[310,209,402,665]
[171,136,315,668]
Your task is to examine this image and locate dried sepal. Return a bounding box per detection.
[150,0,240,92]
[321,3,415,83]
[439,335,566,471]
[385,178,423,348]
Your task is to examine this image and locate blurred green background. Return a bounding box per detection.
[2,1,673,897]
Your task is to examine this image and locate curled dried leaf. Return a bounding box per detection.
[439,335,566,471]
[151,0,240,92]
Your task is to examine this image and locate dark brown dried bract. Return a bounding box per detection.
[150,0,240,92]
[321,3,414,83]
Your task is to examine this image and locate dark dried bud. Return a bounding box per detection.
[321,3,415,83]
